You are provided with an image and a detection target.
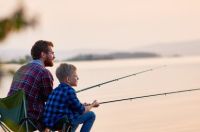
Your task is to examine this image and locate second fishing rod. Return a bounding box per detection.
[76,65,166,93]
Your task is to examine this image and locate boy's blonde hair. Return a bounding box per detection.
[56,63,77,82]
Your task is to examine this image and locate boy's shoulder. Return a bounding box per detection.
[54,83,75,93]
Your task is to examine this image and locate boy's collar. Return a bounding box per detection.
[60,82,70,87]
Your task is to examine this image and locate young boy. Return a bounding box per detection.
[43,63,99,132]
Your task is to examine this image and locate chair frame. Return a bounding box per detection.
[0,90,39,132]
[49,119,72,132]
[0,120,12,132]
[61,122,71,132]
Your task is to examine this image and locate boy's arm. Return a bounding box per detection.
[68,89,85,114]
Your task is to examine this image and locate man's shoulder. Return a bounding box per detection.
[28,62,51,73]
[17,63,53,79]
[21,62,44,70]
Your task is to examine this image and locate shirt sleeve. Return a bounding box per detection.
[68,88,85,114]
[41,69,54,101]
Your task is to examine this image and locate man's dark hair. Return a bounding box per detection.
[31,40,54,60]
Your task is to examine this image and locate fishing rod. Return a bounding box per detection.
[76,65,166,93]
[99,88,200,105]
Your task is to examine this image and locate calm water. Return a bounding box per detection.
[1,57,200,132]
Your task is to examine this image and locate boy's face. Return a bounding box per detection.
[68,70,79,87]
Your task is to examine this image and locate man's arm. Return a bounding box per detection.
[41,69,54,101]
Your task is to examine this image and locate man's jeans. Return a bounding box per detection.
[71,111,96,132]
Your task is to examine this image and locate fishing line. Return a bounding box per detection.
[99,88,200,105]
[76,65,166,93]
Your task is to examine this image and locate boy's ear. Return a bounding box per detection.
[66,77,70,82]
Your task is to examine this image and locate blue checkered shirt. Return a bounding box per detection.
[43,83,85,128]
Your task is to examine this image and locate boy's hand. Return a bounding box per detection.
[84,100,100,113]
[83,102,91,106]
[92,100,99,107]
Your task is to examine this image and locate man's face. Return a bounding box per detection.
[44,46,55,67]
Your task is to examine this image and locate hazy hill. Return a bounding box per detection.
[67,52,160,61]
[135,40,200,56]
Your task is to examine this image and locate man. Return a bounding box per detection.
[8,40,55,131]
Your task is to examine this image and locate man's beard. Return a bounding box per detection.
[44,58,53,67]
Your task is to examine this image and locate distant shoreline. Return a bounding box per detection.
[66,52,162,61]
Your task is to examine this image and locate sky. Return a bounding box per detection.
[0,0,200,60]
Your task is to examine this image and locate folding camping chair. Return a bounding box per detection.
[46,116,72,132]
[0,90,38,132]
[50,116,72,132]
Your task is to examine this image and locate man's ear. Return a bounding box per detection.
[41,52,46,58]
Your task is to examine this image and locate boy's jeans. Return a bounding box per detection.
[71,111,96,132]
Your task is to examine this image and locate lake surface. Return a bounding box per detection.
[1,57,200,132]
